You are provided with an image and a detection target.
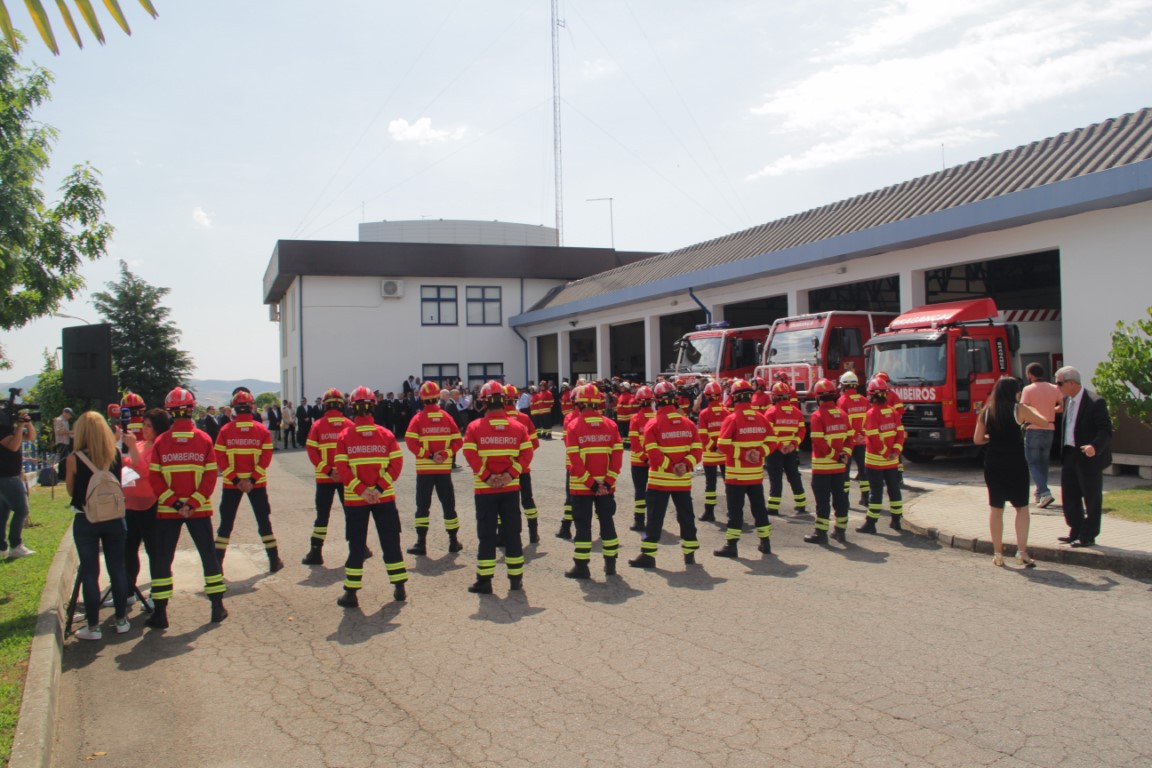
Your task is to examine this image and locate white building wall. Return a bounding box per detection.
[358,219,559,247]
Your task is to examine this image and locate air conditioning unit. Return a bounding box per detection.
[269,303,281,321]
[381,279,405,299]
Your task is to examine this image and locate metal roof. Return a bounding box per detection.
[520,107,1152,318]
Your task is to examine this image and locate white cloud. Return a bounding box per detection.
[581,58,619,80]
[388,117,467,145]
[748,0,1152,178]
[192,207,213,228]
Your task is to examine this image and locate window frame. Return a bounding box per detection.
[421,285,458,326]
[467,363,505,390]
[422,364,460,387]
[465,285,502,326]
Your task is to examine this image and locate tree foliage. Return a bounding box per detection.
[255,391,280,410]
[0,1,158,55]
[92,260,194,410]
[0,41,113,367]
[27,348,87,446]
[1093,306,1152,429]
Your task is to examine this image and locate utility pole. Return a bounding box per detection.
[551,0,564,245]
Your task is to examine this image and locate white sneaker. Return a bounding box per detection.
[1037,494,1054,509]
[75,626,102,641]
[7,544,34,559]
[115,618,131,634]
[102,594,138,608]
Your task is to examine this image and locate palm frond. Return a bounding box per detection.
[54,0,82,48]
[24,0,60,55]
[72,0,106,45]
[100,0,130,35]
[136,0,155,18]
[0,3,18,51]
[0,0,155,53]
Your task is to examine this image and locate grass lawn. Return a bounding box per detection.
[1103,485,1152,524]
[0,485,74,766]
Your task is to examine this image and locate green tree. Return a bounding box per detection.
[92,260,193,410]
[1093,306,1152,428]
[0,1,158,55]
[0,40,113,368]
[255,391,280,410]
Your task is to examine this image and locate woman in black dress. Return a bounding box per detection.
[974,377,1049,567]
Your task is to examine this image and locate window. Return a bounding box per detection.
[421,285,457,325]
[468,363,504,390]
[422,364,459,387]
[466,286,502,326]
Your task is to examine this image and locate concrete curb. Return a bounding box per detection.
[9,523,77,768]
[902,515,1152,580]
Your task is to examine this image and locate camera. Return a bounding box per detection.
[0,387,42,427]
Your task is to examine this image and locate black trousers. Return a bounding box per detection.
[311,482,346,546]
[283,424,296,448]
[519,471,538,520]
[124,503,158,591]
[812,471,849,530]
[767,450,806,510]
[571,494,619,561]
[640,489,698,559]
[343,501,407,590]
[414,473,459,529]
[866,467,903,518]
[630,465,649,514]
[151,516,223,601]
[476,491,524,579]
[703,464,724,510]
[216,487,276,552]
[723,483,770,540]
[1061,448,1104,542]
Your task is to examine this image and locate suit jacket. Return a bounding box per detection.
[1066,389,1113,472]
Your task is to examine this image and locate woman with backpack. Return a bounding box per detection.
[66,411,131,640]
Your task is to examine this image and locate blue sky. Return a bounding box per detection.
[5,0,1151,383]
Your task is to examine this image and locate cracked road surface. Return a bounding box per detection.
[52,443,1152,767]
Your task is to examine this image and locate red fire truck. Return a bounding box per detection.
[864,297,1061,460]
[667,323,771,388]
[753,311,896,415]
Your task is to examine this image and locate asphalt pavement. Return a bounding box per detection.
[12,435,1152,768]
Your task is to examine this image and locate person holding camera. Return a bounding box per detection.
[1,405,36,559]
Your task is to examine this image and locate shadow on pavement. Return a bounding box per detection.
[832,540,891,564]
[656,565,727,591]
[110,621,221,671]
[410,552,468,576]
[296,566,346,589]
[742,555,808,579]
[578,576,644,605]
[326,601,404,645]
[1017,569,1121,592]
[469,591,547,624]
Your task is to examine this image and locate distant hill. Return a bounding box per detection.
[0,376,279,407]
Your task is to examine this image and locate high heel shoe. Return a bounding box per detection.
[1017,552,1036,569]
[992,553,1004,567]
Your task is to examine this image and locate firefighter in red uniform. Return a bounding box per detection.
[804,379,854,544]
[874,370,906,482]
[563,384,623,579]
[559,381,575,422]
[121,391,146,441]
[627,385,656,532]
[614,381,636,440]
[146,387,226,628]
[555,392,585,540]
[837,371,872,507]
[714,379,774,557]
[334,386,408,606]
[302,388,355,565]
[530,381,555,441]
[213,390,283,573]
[403,380,464,556]
[765,381,809,514]
[859,376,906,533]
[696,380,729,522]
[750,377,772,414]
[504,383,542,543]
[628,381,704,569]
[462,381,535,594]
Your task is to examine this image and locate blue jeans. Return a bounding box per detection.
[0,474,30,551]
[1024,429,1055,500]
[72,513,130,627]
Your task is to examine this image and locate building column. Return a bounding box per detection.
[900,268,926,310]
[558,330,572,385]
[787,289,810,316]
[644,316,661,382]
[596,323,612,379]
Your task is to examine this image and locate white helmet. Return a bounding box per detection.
[839,371,859,388]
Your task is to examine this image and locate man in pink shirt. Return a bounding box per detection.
[1021,363,1063,508]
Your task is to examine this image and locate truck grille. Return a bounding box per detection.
[901,403,943,427]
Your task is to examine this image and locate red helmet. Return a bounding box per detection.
[419,380,441,401]
[322,387,345,408]
[107,402,122,419]
[349,385,376,404]
[703,381,723,399]
[120,392,145,409]
[770,381,792,401]
[231,390,255,408]
[730,378,753,395]
[653,381,676,401]
[575,384,604,408]
[812,378,837,398]
[634,385,654,404]
[875,371,891,383]
[867,376,889,396]
[164,387,196,412]
[755,376,768,390]
[504,383,519,399]
[479,380,506,403]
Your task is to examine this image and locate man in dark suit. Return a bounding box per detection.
[1055,366,1113,547]
[296,398,313,445]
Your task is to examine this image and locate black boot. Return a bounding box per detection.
[364,545,374,559]
[448,530,464,553]
[713,540,739,558]
[407,529,428,556]
[145,598,168,629]
[857,517,878,534]
[859,494,870,507]
[209,594,228,623]
[527,518,540,544]
[699,507,716,522]
[628,553,656,569]
[468,577,493,594]
[337,588,359,608]
[794,506,808,516]
[684,552,696,565]
[564,560,591,580]
[803,529,828,544]
[555,520,572,540]
[393,582,407,602]
[890,515,903,531]
[630,515,646,532]
[267,547,285,573]
[301,544,324,565]
[758,538,772,555]
[604,556,617,576]
[509,575,523,591]
[830,528,847,543]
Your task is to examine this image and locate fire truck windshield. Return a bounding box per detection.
[766,328,823,364]
[673,335,723,373]
[868,339,948,385]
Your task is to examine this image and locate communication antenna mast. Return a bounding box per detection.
[551,0,564,245]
